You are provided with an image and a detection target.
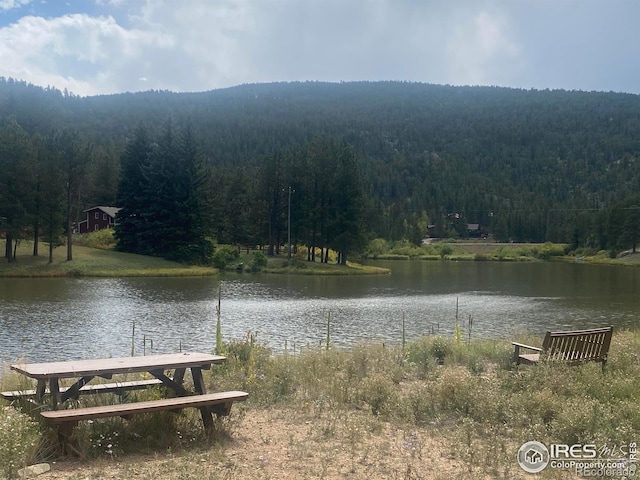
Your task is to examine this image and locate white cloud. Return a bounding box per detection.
[0,0,31,11]
[0,12,173,95]
[446,10,522,86]
[0,0,637,95]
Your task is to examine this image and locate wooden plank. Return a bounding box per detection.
[40,391,249,423]
[1,379,164,400]
[11,352,226,380]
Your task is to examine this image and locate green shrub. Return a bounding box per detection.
[534,242,566,260]
[436,244,453,259]
[0,408,40,479]
[430,336,452,364]
[76,229,117,249]
[358,373,396,417]
[405,337,436,377]
[211,245,239,269]
[365,238,390,258]
[390,239,423,258]
[249,251,268,272]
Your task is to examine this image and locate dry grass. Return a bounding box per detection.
[32,407,579,480]
[4,332,638,480]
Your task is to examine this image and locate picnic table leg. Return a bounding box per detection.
[35,380,46,402]
[173,368,186,386]
[61,376,95,403]
[57,421,81,457]
[149,370,188,396]
[190,367,214,430]
[49,379,62,410]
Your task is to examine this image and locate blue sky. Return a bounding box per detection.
[0,0,638,97]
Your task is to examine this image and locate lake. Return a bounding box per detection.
[1,260,639,364]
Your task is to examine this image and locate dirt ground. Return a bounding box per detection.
[34,407,576,480]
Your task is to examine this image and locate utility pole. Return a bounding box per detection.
[288,186,292,261]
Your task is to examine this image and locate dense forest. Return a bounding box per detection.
[2,77,640,263]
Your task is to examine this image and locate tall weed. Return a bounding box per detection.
[0,408,40,479]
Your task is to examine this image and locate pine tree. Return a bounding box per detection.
[116,121,214,264]
[0,119,34,261]
[115,124,153,254]
[327,140,367,264]
[166,122,214,263]
[38,134,66,262]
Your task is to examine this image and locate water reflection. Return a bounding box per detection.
[0,261,639,364]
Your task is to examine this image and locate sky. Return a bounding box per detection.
[0,0,638,97]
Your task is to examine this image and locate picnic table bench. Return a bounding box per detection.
[1,378,164,402]
[41,390,248,451]
[512,326,613,372]
[7,352,248,454]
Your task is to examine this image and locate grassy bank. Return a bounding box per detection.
[6,237,638,278]
[2,331,639,479]
[0,240,218,277]
[262,257,390,275]
[368,239,640,266]
[1,239,390,277]
[366,239,569,262]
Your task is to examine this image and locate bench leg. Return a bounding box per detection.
[201,402,236,433]
[56,421,81,457]
[212,401,233,417]
[199,407,215,431]
[512,345,521,366]
[189,368,215,430]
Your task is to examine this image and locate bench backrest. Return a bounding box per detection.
[542,326,613,363]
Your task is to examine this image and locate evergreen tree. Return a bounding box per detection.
[116,122,214,264]
[115,125,153,254]
[38,134,66,262]
[0,119,33,261]
[621,205,640,253]
[257,152,287,256]
[167,122,214,263]
[326,140,367,264]
[52,128,91,261]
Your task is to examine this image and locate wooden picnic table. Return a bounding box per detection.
[10,351,226,410]
[8,352,248,455]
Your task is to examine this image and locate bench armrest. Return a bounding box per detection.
[511,342,543,353]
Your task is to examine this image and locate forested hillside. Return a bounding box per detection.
[2,78,640,262]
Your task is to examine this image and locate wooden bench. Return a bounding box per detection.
[1,379,164,401]
[41,390,248,454]
[512,326,613,372]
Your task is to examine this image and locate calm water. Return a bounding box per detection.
[0,260,639,364]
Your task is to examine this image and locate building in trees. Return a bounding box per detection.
[78,206,120,233]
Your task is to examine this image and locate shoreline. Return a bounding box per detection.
[2,240,639,279]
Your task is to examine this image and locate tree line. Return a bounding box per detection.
[2,78,640,262]
[0,114,368,265]
[0,119,91,262]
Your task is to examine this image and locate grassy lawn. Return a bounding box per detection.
[0,240,218,277]
[261,256,390,275]
[0,240,389,277]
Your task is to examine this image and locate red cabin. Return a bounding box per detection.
[78,206,120,234]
